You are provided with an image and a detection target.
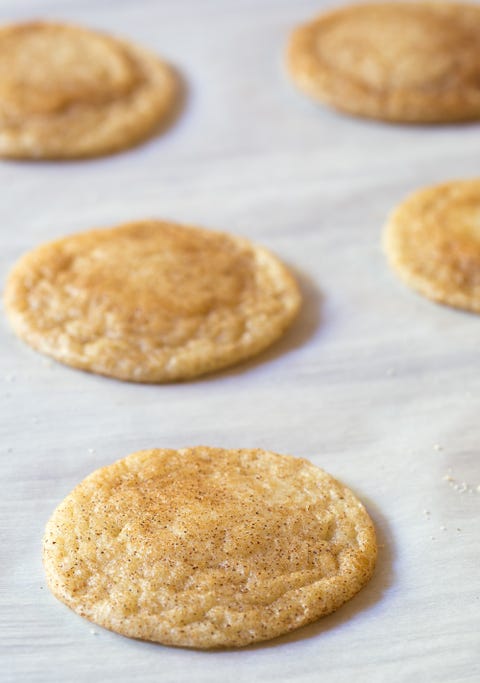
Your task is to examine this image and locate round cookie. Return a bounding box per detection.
[0,21,180,159]
[287,2,480,123]
[4,220,301,381]
[384,179,480,312]
[43,447,377,648]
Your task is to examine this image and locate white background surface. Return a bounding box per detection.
[1,1,479,681]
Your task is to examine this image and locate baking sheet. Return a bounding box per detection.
[1,1,479,681]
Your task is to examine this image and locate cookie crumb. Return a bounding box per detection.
[443,472,479,494]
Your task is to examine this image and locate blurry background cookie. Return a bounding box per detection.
[0,21,181,158]
[43,446,377,648]
[4,220,301,381]
[287,2,480,123]
[384,179,480,312]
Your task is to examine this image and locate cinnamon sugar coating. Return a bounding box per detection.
[43,447,377,648]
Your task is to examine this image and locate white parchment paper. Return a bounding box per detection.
[1,1,479,681]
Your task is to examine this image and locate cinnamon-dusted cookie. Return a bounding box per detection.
[287,3,480,123]
[43,447,377,648]
[0,22,180,158]
[384,179,480,311]
[4,220,300,381]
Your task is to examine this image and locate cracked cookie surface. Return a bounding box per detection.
[43,447,377,648]
[287,2,480,123]
[384,179,480,312]
[0,21,179,158]
[4,220,300,381]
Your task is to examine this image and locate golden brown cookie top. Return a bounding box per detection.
[287,2,480,122]
[43,447,377,648]
[0,22,140,116]
[384,179,480,311]
[4,220,301,381]
[0,21,180,158]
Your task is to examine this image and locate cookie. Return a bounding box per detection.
[4,220,300,381]
[384,179,480,312]
[43,447,377,648]
[287,2,480,123]
[0,21,180,159]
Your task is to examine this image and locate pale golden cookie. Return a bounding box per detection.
[4,220,300,381]
[384,180,480,311]
[287,2,480,123]
[0,22,180,158]
[43,447,377,648]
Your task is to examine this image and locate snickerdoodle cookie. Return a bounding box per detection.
[4,220,301,381]
[43,447,377,648]
[287,2,480,123]
[0,21,180,158]
[384,179,480,311]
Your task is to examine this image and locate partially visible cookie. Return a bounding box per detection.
[384,180,480,312]
[0,22,180,158]
[43,446,377,648]
[4,220,300,381]
[287,3,480,123]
